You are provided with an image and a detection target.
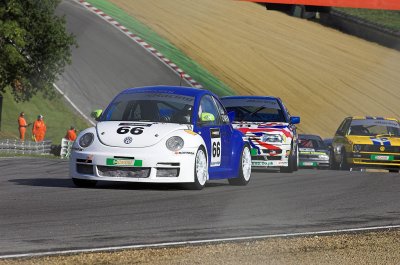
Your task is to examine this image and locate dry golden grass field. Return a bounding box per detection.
[109,0,400,137]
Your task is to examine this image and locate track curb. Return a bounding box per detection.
[76,0,203,89]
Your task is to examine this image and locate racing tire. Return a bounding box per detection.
[339,150,350,171]
[228,144,252,186]
[280,144,296,173]
[330,150,339,170]
[185,146,208,190]
[72,178,97,188]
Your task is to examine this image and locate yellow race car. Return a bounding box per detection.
[331,116,400,172]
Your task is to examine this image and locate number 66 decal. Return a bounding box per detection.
[117,126,144,135]
[210,128,221,167]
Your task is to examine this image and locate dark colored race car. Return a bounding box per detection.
[298,134,330,168]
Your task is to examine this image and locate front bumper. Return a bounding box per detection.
[299,157,330,167]
[348,152,400,169]
[69,146,198,183]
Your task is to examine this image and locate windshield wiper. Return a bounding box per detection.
[240,106,265,121]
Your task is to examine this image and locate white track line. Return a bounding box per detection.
[53,83,95,126]
[1,224,399,259]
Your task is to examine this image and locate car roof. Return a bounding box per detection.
[220,95,279,101]
[348,116,399,122]
[120,86,211,97]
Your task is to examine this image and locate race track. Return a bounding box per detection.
[55,0,188,119]
[1,0,399,258]
[0,159,399,256]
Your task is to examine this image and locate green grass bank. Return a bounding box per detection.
[0,90,90,145]
[336,8,400,31]
[85,0,235,97]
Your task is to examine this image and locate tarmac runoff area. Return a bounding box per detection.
[0,229,399,264]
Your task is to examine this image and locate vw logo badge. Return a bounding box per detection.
[380,146,385,152]
[124,137,133,144]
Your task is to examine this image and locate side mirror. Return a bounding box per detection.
[201,112,215,122]
[290,116,300,124]
[227,111,236,123]
[91,109,103,121]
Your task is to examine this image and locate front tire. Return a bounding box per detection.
[229,144,252,186]
[186,147,208,190]
[281,144,297,173]
[72,178,97,188]
[339,150,350,170]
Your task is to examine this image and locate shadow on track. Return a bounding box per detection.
[8,178,229,190]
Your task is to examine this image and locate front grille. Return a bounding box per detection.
[262,149,282,154]
[77,164,94,175]
[97,166,150,178]
[156,168,179,178]
[359,145,400,153]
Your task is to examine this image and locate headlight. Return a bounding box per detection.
[166,136,184,151]
[353,144,361,152]
[318,154,329,160]
[79,133,94,148]
[262,134,283,143]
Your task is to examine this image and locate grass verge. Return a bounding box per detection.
[335,8,400,31]
[0,90,90,145]
[85,0,235,96]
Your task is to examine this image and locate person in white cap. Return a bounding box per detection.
[32,114,47,142]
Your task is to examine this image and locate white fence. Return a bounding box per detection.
[0,139,52,155]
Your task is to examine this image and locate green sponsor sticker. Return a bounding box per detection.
[370,155,394,161]
[251,148,258,156]
[300,162,317,167]
[106,158,143,166]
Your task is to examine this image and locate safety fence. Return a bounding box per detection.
[60,138,74,159]
[0,139,52,155]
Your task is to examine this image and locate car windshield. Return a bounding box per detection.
[101,92,195,124]
[299,137,326,149]
[221,98,286,122]
[348,119,400,136]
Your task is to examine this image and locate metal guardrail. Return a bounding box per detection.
[0,139,52,155]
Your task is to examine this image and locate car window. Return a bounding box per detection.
[221,98,286,122]
[102,92,194,124]
[348,119,400,136]
[213,97,230,124]
[198,95,221,126]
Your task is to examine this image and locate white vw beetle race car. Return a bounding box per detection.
[70,86,251,189]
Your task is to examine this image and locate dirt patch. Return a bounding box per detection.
[2,230,400,264]
[106,0,400,137]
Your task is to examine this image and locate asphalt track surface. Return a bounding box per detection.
[55,0,188,118]
[0,158,399,256]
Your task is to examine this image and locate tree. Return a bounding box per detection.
[0,0,76,102]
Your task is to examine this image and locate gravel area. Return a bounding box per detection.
[1,230,399,265]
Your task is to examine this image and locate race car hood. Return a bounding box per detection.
[96,121,189,148]
[346,135,400,146]
[232,122,293,142]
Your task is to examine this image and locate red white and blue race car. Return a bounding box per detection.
[221,96,300,173]
[70,86,251,189]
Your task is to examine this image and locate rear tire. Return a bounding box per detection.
[185,147,207,190]
[72,178,97,188]
[229,144,252,186]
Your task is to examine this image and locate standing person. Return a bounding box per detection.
[18,112,30,141]
[65,126,77,141]
[32,115,47,142]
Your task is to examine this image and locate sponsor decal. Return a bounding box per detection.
[118,123,153,127]
[300,162,317,167]
[210,128,221,167]
[106,158,143,166]
[117,126,144,135]
[175,151,195,155]
[252,161,275,167]
[184,130,197,136]
[371,155,394,161]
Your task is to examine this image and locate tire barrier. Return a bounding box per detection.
[0,139,52,155]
